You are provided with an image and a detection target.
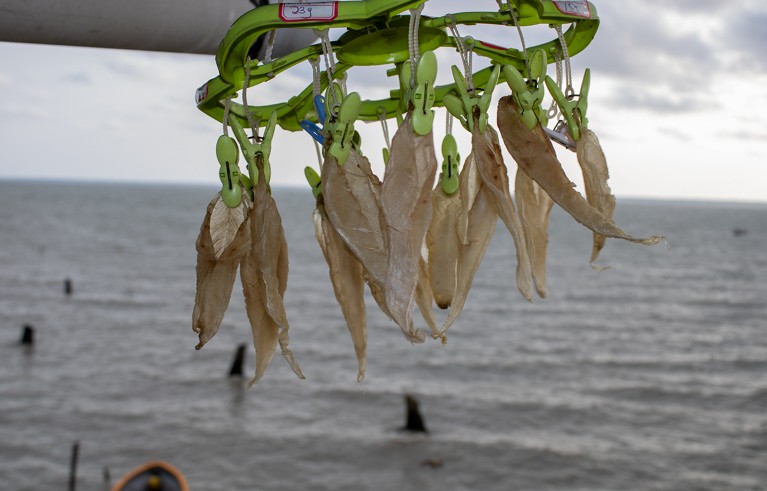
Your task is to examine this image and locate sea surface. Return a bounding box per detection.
[1,180,766,491]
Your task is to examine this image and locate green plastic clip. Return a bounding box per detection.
[443,62,500,133]
[545,68,590,142]
[324,83,362,165]
[503,48,548,130]
[256,112,277,185]
[304,166,322,200]
[440,134,460,195]
[398,51,438,136]
[228,111,277,188]
[216,135,243,208]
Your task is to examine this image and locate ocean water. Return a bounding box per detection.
[1,180,766,491]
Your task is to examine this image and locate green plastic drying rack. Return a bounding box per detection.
[195,0,599,131]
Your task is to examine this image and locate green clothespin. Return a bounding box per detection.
[216,135,243,208]
[503,48,548,130]
[304,166,322,200]
[404,51,438,136]
[227,111,277,188]
[324,83,361,166]
[377,106,391,164]
[440,134,460,195]
[255,112,277,185]
[545,68,590,142]
[443,63,500,133]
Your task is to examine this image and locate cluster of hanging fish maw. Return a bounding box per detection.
[192,4,663,385]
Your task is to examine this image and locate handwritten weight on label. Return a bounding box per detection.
[279,3,339,22]
[552,1,591,18]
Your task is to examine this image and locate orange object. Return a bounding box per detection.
[110,461,189,491]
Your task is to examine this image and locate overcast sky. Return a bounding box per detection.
[1,0,766,203]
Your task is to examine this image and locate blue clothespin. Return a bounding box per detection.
[300,94,328,144]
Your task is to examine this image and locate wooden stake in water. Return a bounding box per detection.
[68,441,79,491]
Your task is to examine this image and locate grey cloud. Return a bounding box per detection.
[656,126,693,141]
[61,71,92,84]
[603,86,711,114]
[103,53,176,82]
[654,0,730,13]
[721,130,767,141]
[570,2,738,113]
[724,7,767,71]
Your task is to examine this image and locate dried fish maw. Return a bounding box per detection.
[473,124,533,302]
[321,151,388,298]
[497,96,663,247]
[313,204,368,382]
[242,173,304,383]
[414,254,444,343]
[515,168,554,298]
[426,186,460,309]
[380,117,437,343]
[240,256,278,385]
[440,157,497,336]
[193,192,251,350]
[576,128,617,265]
[209,196,250,260]
[458,153,481,245]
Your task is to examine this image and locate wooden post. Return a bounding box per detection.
[68,441,80,491]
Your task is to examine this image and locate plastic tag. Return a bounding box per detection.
[552,1,591,19]
[279,2,338,22]
[195,84,208,105]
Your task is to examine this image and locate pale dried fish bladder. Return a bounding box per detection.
[380,115,437,343]
[515,168,554,298]
[438,152,498,337]
[472,123,534,302]
[321,150,391,318]
[312,199,368,382]
[426,143,461,310]
[497,96,663,251]
[241,163,304,385]
[192,191,251,350]
[193,146,303,385]
[576,128,617,265]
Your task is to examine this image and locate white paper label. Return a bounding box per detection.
[195,84,208,105]
[280,3,338,22]
[552,1,591,19]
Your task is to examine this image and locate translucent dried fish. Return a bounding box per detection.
[497,96,663,248]
[576,128,617,265]
[192,192,251,350]
[458,149,482,245]
[414,254,444,343]
[426,185,460,309]
[209,196,250,260]
[380,116,437,343]
[321,151,389,308]
[473,124,533,302]
[515,168,554,298]
[439,153,497,337]
[240,259,279,385]
[313,202,368,382]
[241,171,304,384]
